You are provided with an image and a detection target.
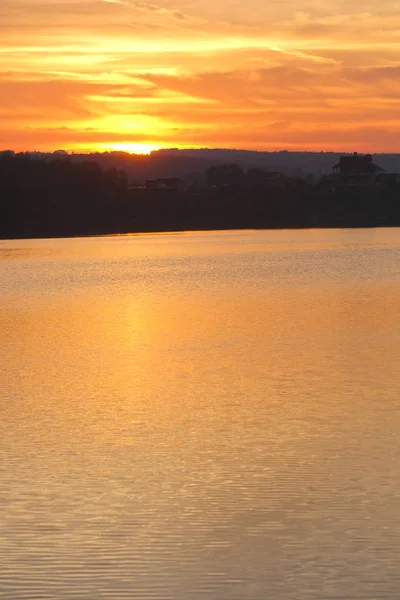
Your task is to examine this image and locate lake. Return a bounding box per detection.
[1,228,400,599]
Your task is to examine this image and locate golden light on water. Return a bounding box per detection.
[2,230,400,597]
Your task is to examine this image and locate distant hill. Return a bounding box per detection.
[2,151,400,240]
[2,148,400,182]
[153,149,400,178]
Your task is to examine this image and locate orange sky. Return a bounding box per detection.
[2,0,400,152]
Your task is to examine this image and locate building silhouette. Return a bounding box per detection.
[333,153,384,186]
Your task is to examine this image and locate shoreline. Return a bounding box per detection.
[1,222,398,242]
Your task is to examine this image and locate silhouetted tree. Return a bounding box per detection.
[206,164,245,187]
[1,152,400,239]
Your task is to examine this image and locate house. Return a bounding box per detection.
[246,168,286,186]
[332,153,384,186]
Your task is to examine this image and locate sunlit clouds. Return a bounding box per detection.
[2,0,400,151]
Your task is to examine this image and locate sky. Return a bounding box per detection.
[2,0,400,153]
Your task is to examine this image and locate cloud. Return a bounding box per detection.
[134,2,187,20]
[2,0,400,150]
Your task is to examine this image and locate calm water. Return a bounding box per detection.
[1,228,400,600]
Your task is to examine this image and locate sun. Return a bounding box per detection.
[108,142,158,155]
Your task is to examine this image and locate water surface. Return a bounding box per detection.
[2,229,400,599]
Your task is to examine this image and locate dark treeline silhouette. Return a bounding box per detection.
[1,152,127,238]
[1,152,400,239]
[8,148,400,180]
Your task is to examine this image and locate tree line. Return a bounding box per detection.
[1,153,400,239]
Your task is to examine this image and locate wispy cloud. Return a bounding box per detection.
[134,2,188,20]
[2,0,400,150]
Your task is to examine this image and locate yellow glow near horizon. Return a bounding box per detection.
[107,143,158,155]
[2,0,400,151]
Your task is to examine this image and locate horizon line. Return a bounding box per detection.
[1,148,399,156]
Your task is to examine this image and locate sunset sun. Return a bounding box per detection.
[108,143,158,155]
[1,0,400,596]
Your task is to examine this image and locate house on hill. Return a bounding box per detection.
[333,153,384,186]
[246,168,285,185]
